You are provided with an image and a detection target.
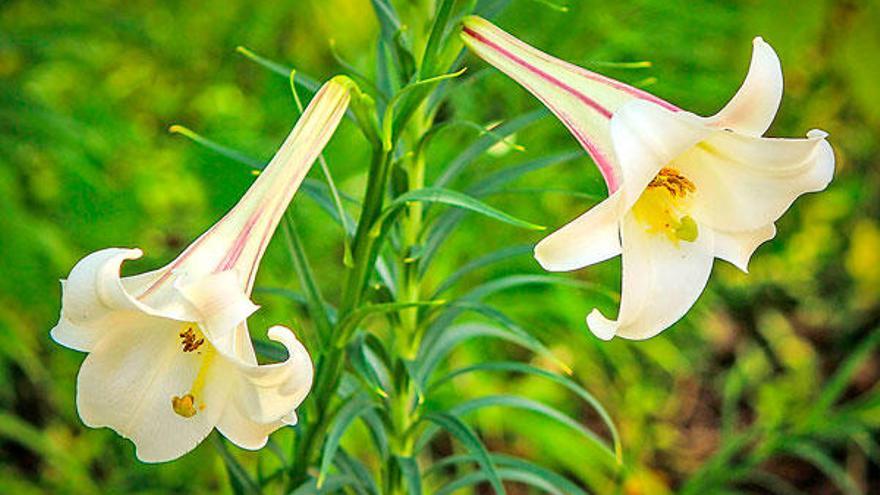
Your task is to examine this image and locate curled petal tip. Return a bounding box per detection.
[124,247,144,258]
[807,128,829,139]
[586,309,616,341]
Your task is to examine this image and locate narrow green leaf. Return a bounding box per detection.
[376,38,399,99]
[434,453,589,495]
[420,150,581,274]
[336,300,447,347]
[265,438,290,467]
[432,245,532,297]
[743,471,807,495]
[167,124,358,236]
[253,287,309,309]
[395,455,423,495]
[416,321,567,384]
[785,442,860,495]
[299,179,359,235]
[381,187,544,232]
[529,0,569,12]
[347,334,390,398]
[360,408,390,460]
[461,273,616,303]
[334,449,378,495]
[417,119,526,158]
[476,0,514,18]
[812,327,880,419]
[434,108,548,188]
[235,46,320,92]
[431,361,621,462]
[471,150,586,196]
[289,475,359,495]
[484,187,603,201]
[169,125,261,168]
[318,395,378,488]
[418,395,615,461]
[420,0,456,78]
[584,60,653,69]
[283,216,334,347]
[423,412,506,494]
[382,69,467,149]
[327,40,384,100]
[419,273,617,377]
[212,435,260,495]
[370,0,402,40]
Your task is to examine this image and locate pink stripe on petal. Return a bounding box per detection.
[556,110,620,192]
[216,206,263,272]
[466,22,679,113]
[464,26,620,190]
[463,26,613,119]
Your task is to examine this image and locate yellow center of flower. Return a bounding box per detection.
[631,167,699,243]
[172,322,215,418]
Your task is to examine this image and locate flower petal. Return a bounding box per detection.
[176,270,259,355]
[679,128,834,232]
[76,316,226,462]
[713,223,777,272]
[461,16,679,192]
[220,326,313,428]
[216,406,285,451]
[534,192,623,271]
[535,100,709,272]
[610,100,712,207]
[153,78,352,294]
[587,214,715,340]
[709,37,783,136]
[51,248,172,352]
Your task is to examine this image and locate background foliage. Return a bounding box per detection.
[1,0,879,493]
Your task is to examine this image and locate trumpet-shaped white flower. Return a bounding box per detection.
[462,17,834,340]
[51,78,352,462]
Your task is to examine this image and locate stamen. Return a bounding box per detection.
[179,324,205,352]
[648,167,696,198]
[172,394,197,418]
[633,168,699,244]
[171,324,216,418]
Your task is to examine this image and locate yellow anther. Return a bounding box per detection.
[172,394,197,418]
[647,167,696,198]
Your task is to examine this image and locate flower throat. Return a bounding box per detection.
[632,167,698,243]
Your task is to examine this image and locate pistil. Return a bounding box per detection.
[172,323,216,418]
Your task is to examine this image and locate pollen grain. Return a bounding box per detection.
[179,325,205,353]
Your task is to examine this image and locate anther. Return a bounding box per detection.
[179,325,205,352]
[172,394,198,418]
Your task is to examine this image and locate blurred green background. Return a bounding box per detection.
[2,0,879,493]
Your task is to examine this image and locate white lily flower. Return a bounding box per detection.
[462,17,834,340]
[51,77,352,461]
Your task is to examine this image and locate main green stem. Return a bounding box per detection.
[385,111,430,495]
[289,147,391,488]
